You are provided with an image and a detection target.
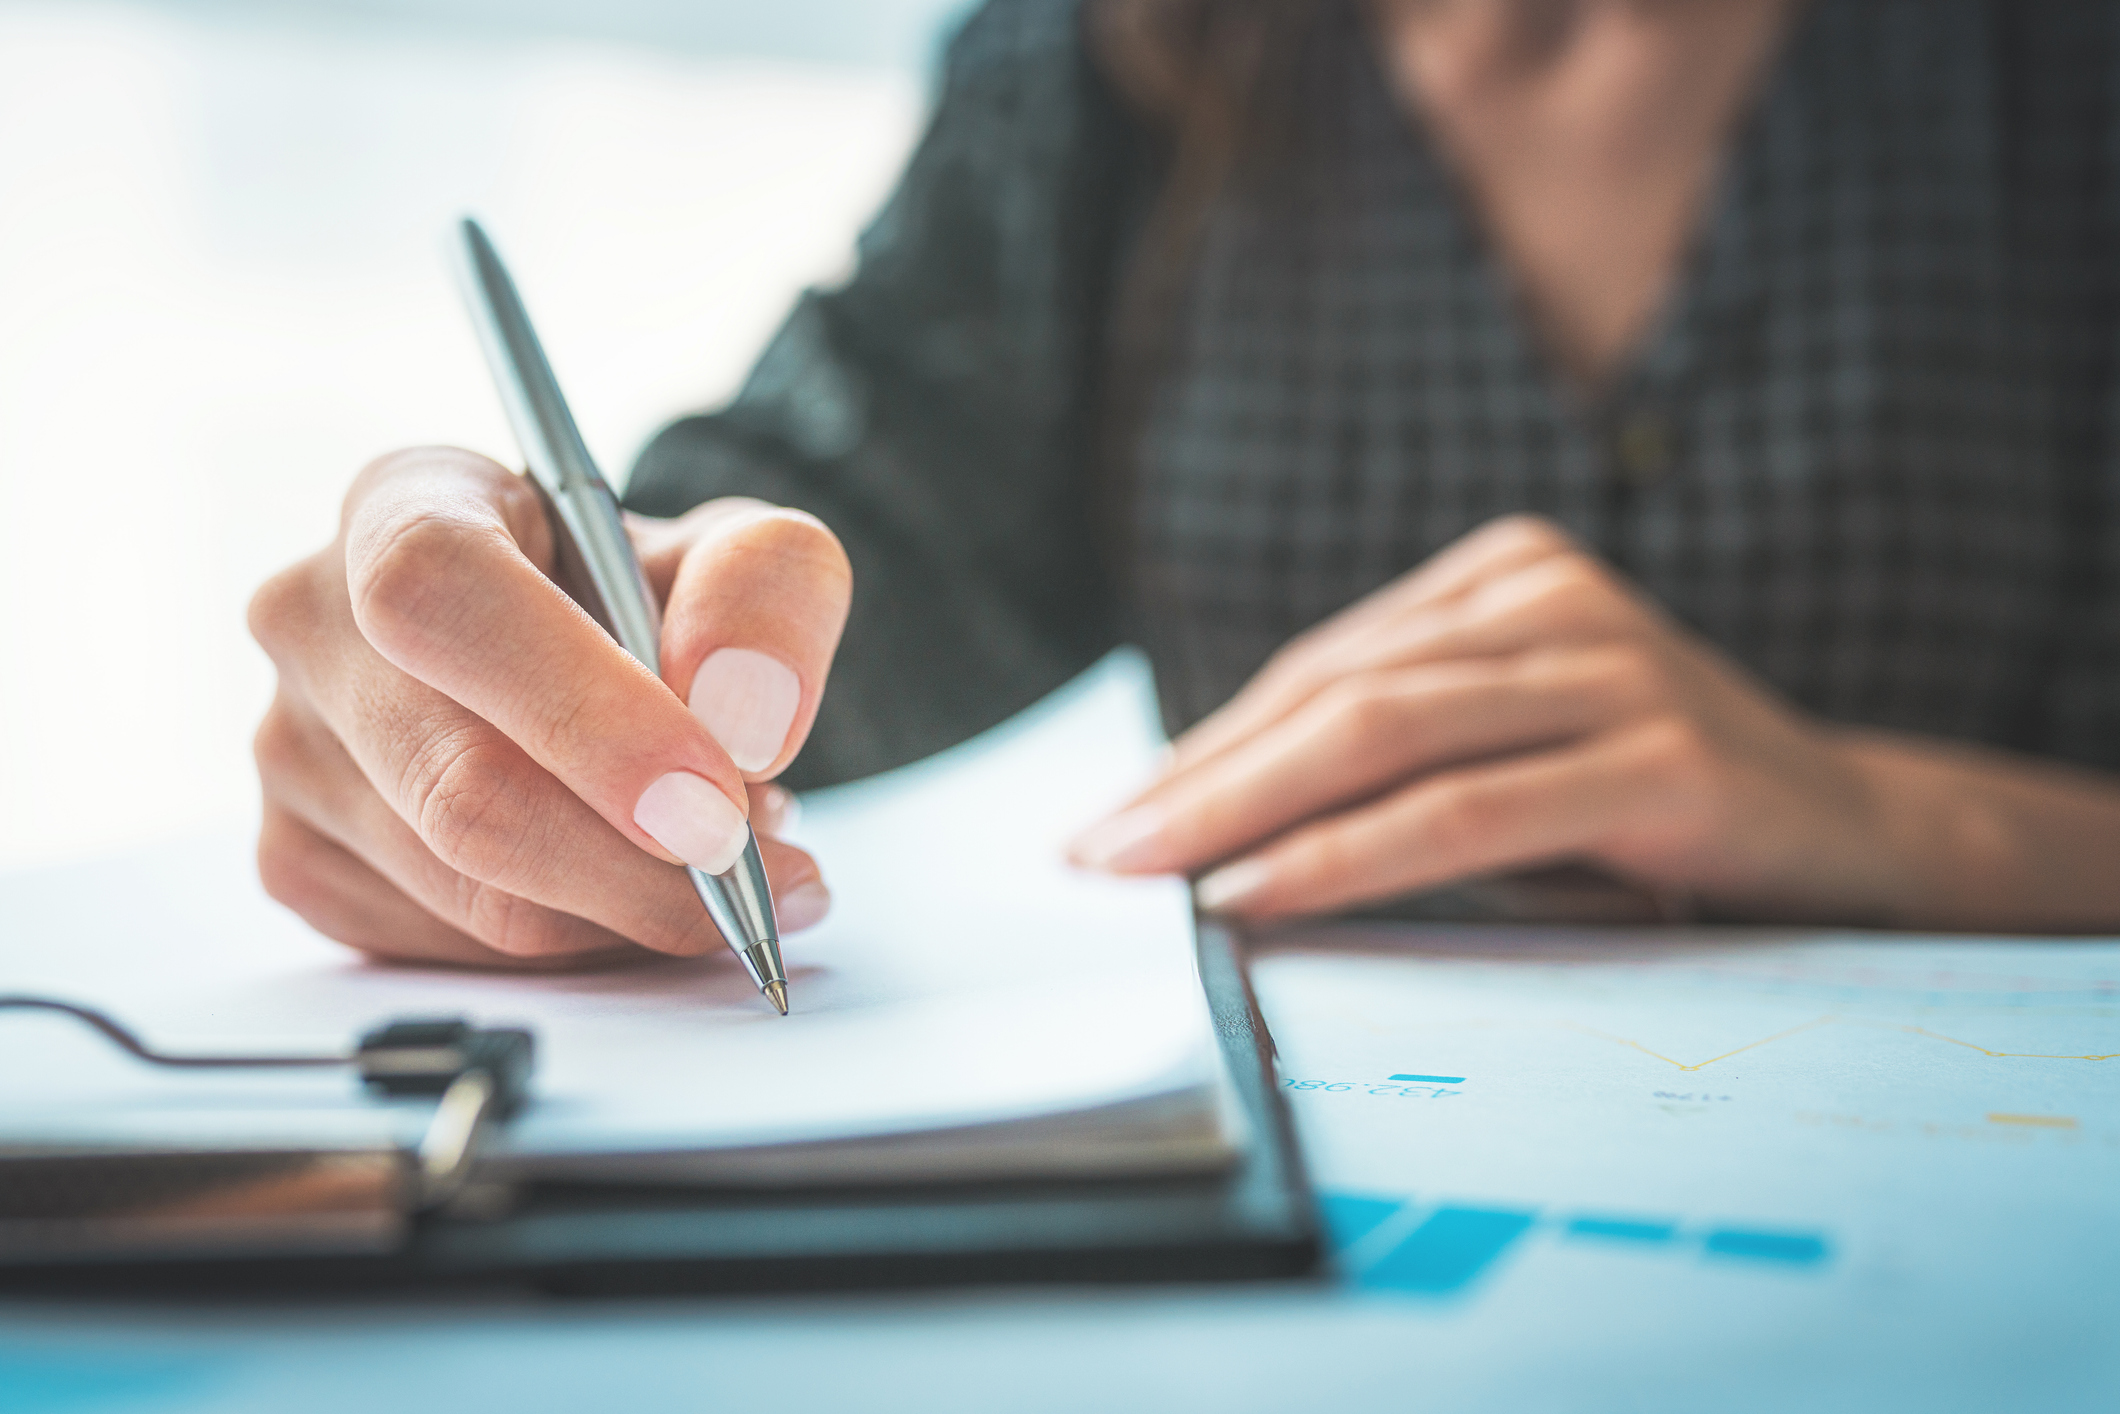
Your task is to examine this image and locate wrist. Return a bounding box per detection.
[1834,732,2021,929]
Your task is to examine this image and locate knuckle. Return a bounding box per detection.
[1291,827,1358,892]
[1256,635,1336,703]
[255,829,323,916]
[1250,648,1311,702]
[1622,718,1733,845]
[406,732,536,882]
[1533,557,1627,625]
[483,460,546,525]
[1488,513,1574,556]
[1505,652,1574,712]
[347,509,491,650]
[1267,622,1328,672]
[491,478,554,570]
[1318,677,1400,750]
[1593,640,1667,699]
[1635,716,1716,783]
[1550,555,1613,602]
[251,701,307,782]
[1423,779,1510,844]
[457,879,569,958]
[246,562,318,659]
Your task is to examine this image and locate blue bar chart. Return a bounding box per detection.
[1323,1191,1832,1294]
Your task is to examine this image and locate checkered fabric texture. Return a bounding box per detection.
[629,0,2120,791]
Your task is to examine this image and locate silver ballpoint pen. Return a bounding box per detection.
[452,217,790,1016]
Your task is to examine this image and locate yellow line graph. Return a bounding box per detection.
[1385,1015,2119,1072]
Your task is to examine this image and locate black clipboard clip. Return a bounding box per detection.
[0,998,534,1265]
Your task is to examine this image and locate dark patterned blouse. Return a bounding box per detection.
[628,0,2120,791]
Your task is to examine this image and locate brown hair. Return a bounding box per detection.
[1084,0,1337,579]
[1088,0,1333,337]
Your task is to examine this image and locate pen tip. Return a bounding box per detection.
[764,980,789,1017]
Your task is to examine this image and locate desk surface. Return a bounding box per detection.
[1,903,2112,1414]
[2,659,2111,1413]
[8,11,2107,1405]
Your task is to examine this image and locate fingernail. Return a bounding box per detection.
[1067,806,1170,871]
[777,880,832,932]
[1194,859,1272,914]
[689,648,801,774]
[634,771,749,874]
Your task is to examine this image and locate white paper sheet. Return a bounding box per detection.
[0,653,1239,1180]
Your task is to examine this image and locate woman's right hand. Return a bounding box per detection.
[247,446,852,969]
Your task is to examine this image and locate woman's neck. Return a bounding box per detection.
[1375,0,1802,390]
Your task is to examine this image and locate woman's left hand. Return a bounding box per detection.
[1068,514,1906,922]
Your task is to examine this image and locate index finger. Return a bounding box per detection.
[1164,515,1581,775]
[343,448,756,877]
[1164,532,1650,792]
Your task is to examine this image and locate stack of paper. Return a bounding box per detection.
[0,654,1242,1186]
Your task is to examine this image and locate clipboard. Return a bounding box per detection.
[4,922,1321,1295]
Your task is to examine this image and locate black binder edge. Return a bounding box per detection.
[7,921,1322,1296]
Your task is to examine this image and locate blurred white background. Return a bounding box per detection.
[0,0,962,869]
